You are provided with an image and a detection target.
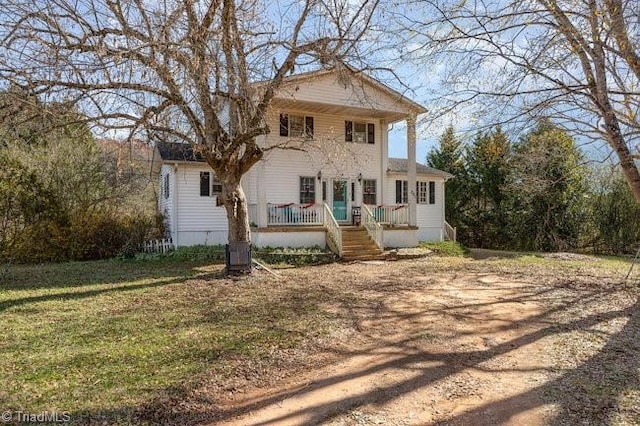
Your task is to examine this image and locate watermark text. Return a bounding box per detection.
[1,411,70,423]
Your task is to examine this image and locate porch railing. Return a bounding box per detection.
[362,204,383,251]
[444,221,457,242]
[267,202,323,226]
[323,202,342,256]
[366,204,410,225]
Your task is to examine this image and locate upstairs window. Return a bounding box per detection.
[345,121,375,144]
[363,179,377,205]
[200,171,222,197]
[280,113,314,138]
[300,176,316,203]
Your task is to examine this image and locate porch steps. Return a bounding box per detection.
[341,227,384,261]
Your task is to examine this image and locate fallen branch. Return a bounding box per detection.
[252,258,281,278]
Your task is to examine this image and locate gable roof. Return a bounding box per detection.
[156,141,206,163]
[275,67,427,115]
[387,158,454,179]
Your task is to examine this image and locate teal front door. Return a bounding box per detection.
[332,180,348,221]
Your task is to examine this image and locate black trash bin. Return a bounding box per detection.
[352,206,362,226]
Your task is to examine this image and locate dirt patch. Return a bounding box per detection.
[146,257,638,425]
[542,252,601,262]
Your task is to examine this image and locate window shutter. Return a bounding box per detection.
[429,181,436,204]
[345,121,353,142]
[279,114,289,136]
[396,180,402,204]
[200,172,211,197]
[367,123,375,144]
[305,116,314,138]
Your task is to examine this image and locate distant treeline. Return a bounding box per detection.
[428,120,640,254]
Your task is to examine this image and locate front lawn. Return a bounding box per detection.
[0,259,338,424]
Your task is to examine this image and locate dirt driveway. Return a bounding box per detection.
[205,255,638,425]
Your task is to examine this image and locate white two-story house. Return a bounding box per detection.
[156,68,454,260]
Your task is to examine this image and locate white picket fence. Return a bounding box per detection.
[144,238,174,254]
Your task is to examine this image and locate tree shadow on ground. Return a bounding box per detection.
[68,269,638,425]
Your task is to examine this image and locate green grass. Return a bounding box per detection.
[418,241,469,257]
[0,258,337,423]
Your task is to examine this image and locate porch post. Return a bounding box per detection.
[380,119,388,204]
[256,162,268,227]
[407,114,417,227]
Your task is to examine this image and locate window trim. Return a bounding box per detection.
[299,176,316,204]
[345,120,375,144]
[280,113,314,138]
[429,181,436,205]
[163,173,170,199]
[362,179,377,205]
[395,180,408,204]
[199,171,222,197]
[417,181,428,204]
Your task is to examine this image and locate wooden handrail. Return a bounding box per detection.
[444,221,457,242]
[362,204,383,250]
[323,203,342,256]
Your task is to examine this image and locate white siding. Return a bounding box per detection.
[256,111,383,208]
[277,73,414,115]
[416,180,446,242]
[158,165,175,241]
[385,173,446,242]
[172,165,229,246]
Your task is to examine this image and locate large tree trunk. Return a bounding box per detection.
[221,177,251,243]
[608,129,640,203]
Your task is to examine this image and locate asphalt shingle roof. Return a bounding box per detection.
[387,158,453,179]
[156,141,206,162]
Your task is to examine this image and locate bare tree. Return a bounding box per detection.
[395,0,640,201]
[0,0,380,247]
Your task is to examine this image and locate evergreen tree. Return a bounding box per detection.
[505,119,588,251]
[427,125,468,227]
[465,126,512,247]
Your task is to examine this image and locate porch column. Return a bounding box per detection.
[256,162,268,227]
[407,114,417,226]
[380,119,388,204]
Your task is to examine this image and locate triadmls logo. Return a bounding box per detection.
[13,411,71,423]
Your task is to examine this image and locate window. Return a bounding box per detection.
[363,179,376,205]
[395,180,408,203]
[345,121,375,144]
[417,181,428,204]
[200,171,222,197]
[351,182,355,202]
[163,174,170,199]
[429,181,436,204]
[200,171,210,196]
[300,176,316,203]
[280,113,314,138]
